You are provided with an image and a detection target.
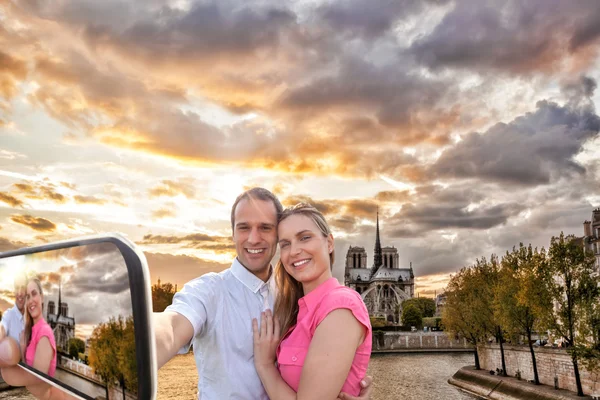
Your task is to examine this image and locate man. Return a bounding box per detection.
[154,187,372,399]
[0,277,26,344]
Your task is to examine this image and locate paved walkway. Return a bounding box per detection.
[449,366,598,400]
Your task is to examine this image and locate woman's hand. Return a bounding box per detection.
[252,309,281,371]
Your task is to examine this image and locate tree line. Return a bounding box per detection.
[443,232,600,396]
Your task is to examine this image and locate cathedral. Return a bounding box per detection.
[344,210,415,324]
[47,281,75,353]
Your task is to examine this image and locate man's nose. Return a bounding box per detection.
[248,227,261,243]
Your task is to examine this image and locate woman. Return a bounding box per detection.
[253,203,372,399]
[22,277,57,377]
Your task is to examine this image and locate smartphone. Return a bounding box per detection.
[0,234,156,400]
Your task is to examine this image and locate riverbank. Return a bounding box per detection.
[372,348,474,354]
[449,366,596,400]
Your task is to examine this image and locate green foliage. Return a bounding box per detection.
[68,337,86,360]
[370,316,386,328]
[402,303,423,328]
[152,281,177,312]
[89,315,138,395]
[403,298,436,318]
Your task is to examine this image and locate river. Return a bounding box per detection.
[0,352,480,399]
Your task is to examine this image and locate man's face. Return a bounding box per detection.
[232,197,278,280]
[14,286,26,313]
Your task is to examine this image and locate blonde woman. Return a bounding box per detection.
[22,278,57,377]
[253,203,372,399]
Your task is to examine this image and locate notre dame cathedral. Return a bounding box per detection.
[47,281,75,353]
[344,210,415,323]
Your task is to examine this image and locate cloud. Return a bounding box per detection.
[432,79,600,186]
[12,182,68,204]
[148,179,197,199]
[151,207,177,220]
[0,192,24,208]
[10,214,57,232]
[145,252,230,289]
[0,51,28,99]
[73,195,107,205]
[411,0,600,74]
[0,237,29,251]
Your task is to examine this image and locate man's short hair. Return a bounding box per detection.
[230,187,283,232]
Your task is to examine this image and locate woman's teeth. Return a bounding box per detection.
[293,259,310,267]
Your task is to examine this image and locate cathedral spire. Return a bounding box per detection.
[371,208,383,277]
[57,279,62,319]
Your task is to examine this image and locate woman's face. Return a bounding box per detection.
[26,281,43,321]
[278,214,333,291]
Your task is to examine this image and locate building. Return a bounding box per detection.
[47,281,75,353]
[582,208,600,273]
[435,292,447,317]
[344,210,415,324]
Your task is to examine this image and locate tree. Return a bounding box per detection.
[89,315,138,399]
[542,232,600,397]
[152,280,177,312]
[443,267,487,369]
[495,244,552,385]
[403,298,436,318]
[402,303,423,328]
[68,338,86,360]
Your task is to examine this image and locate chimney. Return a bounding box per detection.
[584,220,592,237]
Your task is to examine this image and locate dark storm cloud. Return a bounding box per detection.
[10,214,57,232]
[432,79,600,185]
[282,195,343,216]
[411,0,600,74]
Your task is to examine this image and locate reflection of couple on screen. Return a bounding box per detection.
[0,276,57,377]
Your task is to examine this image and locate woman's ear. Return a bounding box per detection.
[327,233,334,253]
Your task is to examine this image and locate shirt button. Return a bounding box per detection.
[292,356,297,361]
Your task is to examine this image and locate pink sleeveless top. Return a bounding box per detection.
[25,319,57,377]
[276,278,372,396]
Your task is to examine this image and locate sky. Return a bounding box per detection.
[1,0,600,298]
[0,242,133,340]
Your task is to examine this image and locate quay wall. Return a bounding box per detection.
[478,344,599,396]
[372,331,474,351]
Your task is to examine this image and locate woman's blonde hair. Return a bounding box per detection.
[273,203,335,339]
[24,278,44,351]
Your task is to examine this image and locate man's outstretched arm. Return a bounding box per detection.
[153,311,195,369]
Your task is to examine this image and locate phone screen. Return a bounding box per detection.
[0,242,138,400]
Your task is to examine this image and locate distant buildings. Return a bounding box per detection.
[47,281,75,353]
[582,208,600,273]
[344,210,415,324]
[435,292,447,317]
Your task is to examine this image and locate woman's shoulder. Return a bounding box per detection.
[34,321,56,342]
[318,286,369,316]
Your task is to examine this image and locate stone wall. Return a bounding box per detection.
[373,331,473,351]
[478,344,599,396]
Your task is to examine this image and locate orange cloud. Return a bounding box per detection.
[0,192,24,208]
[10,214,57,232]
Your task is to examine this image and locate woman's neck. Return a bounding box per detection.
[302,269,332,295]
[33,314,42,325]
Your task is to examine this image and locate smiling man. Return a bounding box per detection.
[0,276,27,344]
[153,187,373,399]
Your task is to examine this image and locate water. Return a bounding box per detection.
[1,352,480,399]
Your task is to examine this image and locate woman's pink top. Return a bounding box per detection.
[25,319,57,377]
[276,278,372,396]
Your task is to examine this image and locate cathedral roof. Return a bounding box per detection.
[371,267,412,282]
[348,267,412,282]
[48,314,75,326]
[348,268,371,281]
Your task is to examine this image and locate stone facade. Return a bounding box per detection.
[478,344,599,396]
[345,211,415,323]
[372,331,473,351]
[583,208,600,272]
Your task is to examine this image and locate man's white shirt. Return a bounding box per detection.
[165,258,276,399]
[1,305,24,343]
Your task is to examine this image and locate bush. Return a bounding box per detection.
[370,316,386,328]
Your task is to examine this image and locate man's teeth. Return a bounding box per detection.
[293,259,310,267]
[248,249,264,254]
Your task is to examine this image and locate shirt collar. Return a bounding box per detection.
[231,257,273,294]
[299,277,340,312]
[10,305,24,320]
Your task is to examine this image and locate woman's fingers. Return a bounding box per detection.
[252,318,259,343]
[265,310,273,340]
[260,312,267,338]
[274,315,281,340]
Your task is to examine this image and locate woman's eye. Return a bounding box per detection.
[301,236,310,241]
[280,242,289,248]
